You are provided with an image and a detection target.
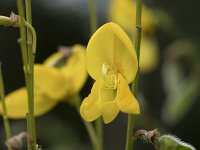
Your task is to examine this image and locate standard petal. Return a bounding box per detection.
[35,64,68,100]
[116,74,140,114]
[80,80,101,122]
[0,87,57,119]
[86,22,138,83]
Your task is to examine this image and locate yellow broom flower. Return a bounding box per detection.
[80,23,140,124]
[0,45,88,119]
[0,64,68,118]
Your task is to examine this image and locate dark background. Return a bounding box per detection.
[0,0,200,149]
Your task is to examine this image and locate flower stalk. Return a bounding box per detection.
[74,95,99,150]
[89,0,98,35]
[0,63,12,150]
[16,0,37,150]
[125,0,143,150]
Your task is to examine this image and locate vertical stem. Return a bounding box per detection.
[95,118,103,150]
[16,0,36,150]
[0,63,12,150]
[25,0,32,24]
[125,0,142,150]
[89,0,97,35]
[88,0,103,150]
[25,1,37,149]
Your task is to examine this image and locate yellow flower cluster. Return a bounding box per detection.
[0,45,87,119]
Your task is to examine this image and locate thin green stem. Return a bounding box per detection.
[74,95,100,150]
[25,1,37,149]
[0,63,12,150]
[25,21,37,55]
[125,0,142,150]
[89,0,97,35]
[95,118,103,150]
[16,0,37,150]
[25,0,32,24]
[16,0,29,76]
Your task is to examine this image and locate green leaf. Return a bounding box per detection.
[157,134,195,150]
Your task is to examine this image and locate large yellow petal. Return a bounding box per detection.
[86,22,138,83]
[0,88,57,119]
[35,64,68,100]
[80,80,101,122]
[80,78,120,123]
[116,74,140,114]
[44,44,88,96]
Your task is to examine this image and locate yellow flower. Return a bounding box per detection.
[80,22,140,124]
[0,46,88,118]
[44,44,88,96]
[0,64,67,118]
[140,36,159,73]
[109,0,157,34]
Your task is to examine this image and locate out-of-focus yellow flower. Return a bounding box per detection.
[0,64,68,118]
[80,22,140,124]
[109,0,157,34]
[0,88,57,119]
[0,46,87,119]
[44,44,88,96]
[35,64,69,100]
[140,37,159,73]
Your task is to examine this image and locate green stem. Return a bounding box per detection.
[95,118,103,150]
[16,0,37,150]
[89,0,97,35]
[88,0,103,149]
[25,1,37,149]
[74,95,100,150]
[25,0,32,24]
[0,63,12,150]
[125,0,142,150]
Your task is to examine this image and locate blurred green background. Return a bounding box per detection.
[0,0,200,149]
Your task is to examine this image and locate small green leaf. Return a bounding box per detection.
[157,134,196,150]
